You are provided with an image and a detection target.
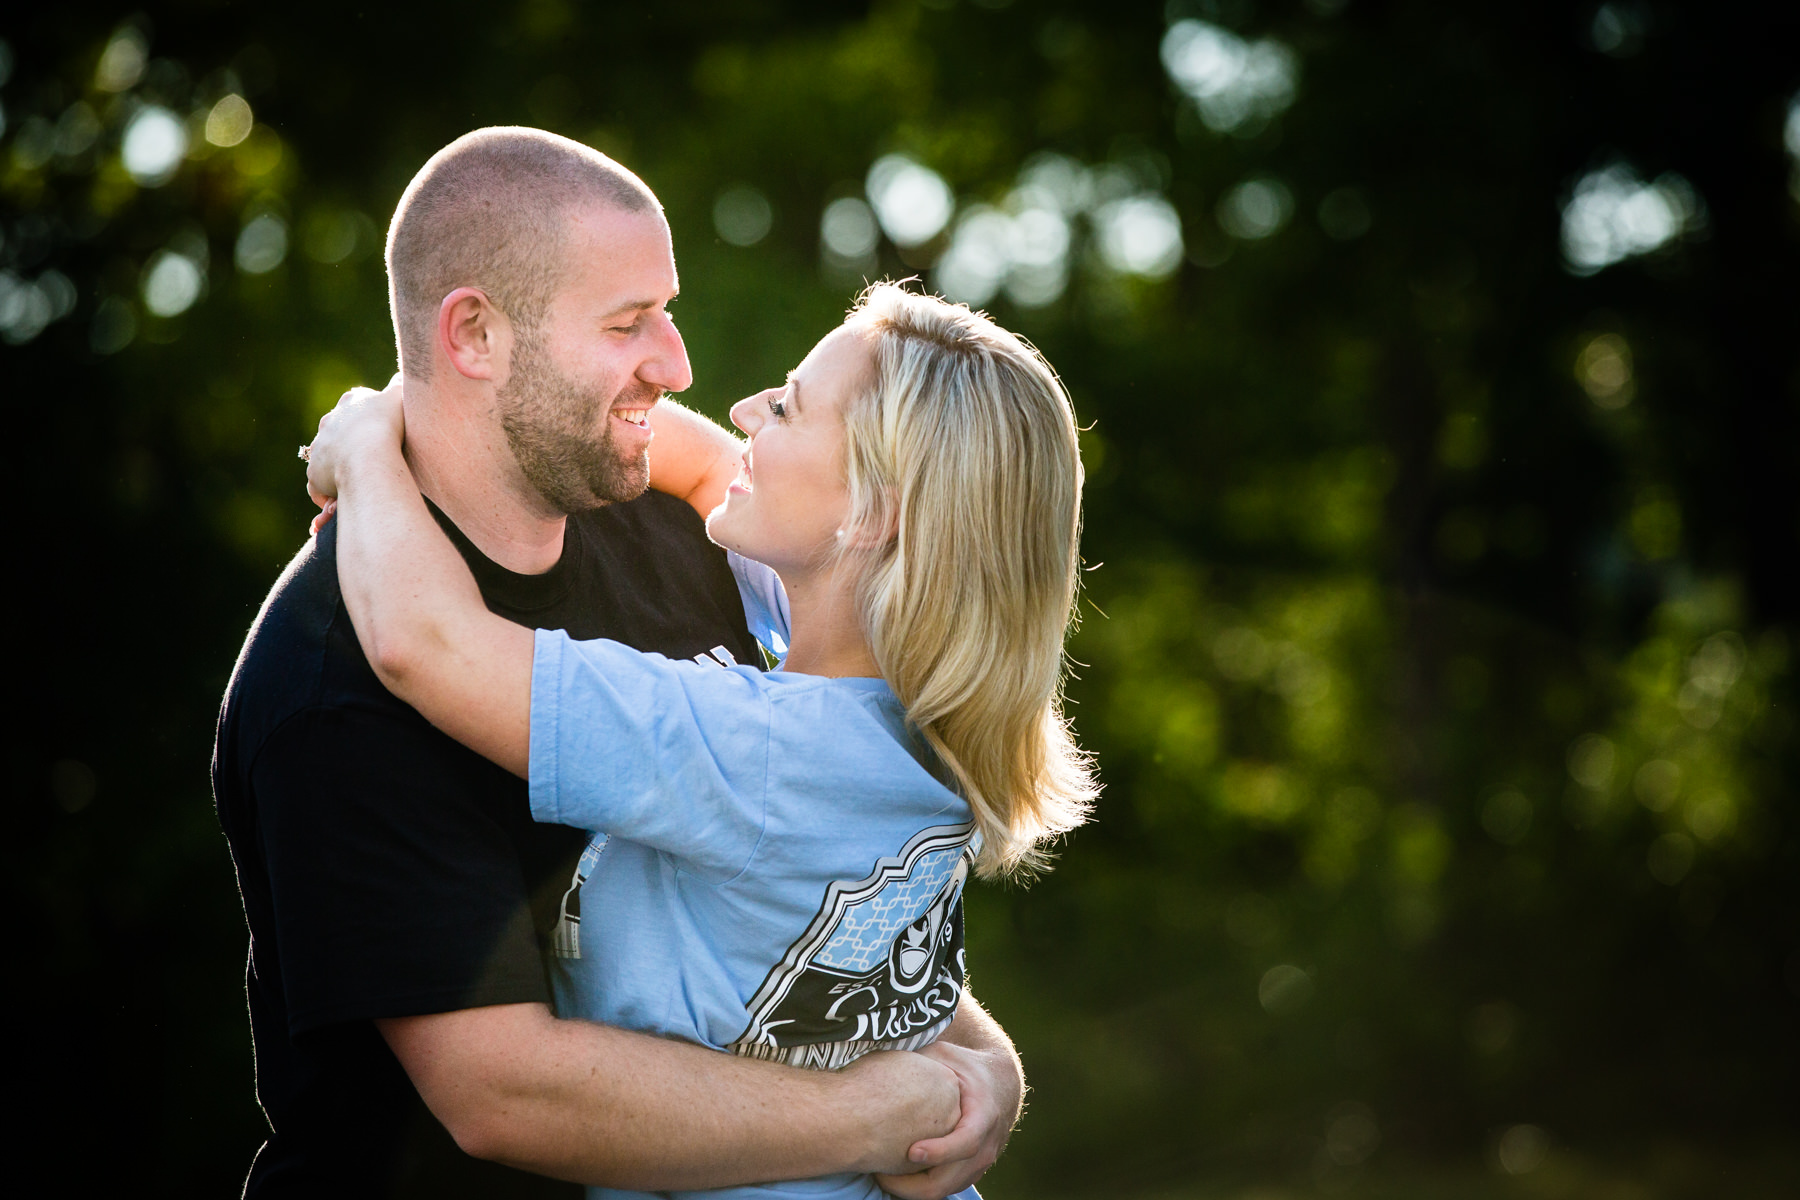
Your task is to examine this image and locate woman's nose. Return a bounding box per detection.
[729,395,761,435]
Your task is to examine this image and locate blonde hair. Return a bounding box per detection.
[840,283,1096,879]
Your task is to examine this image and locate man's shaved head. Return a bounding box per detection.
[386,126,657,377]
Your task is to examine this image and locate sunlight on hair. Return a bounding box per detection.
[838,283,1095,878]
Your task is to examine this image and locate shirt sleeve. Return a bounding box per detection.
[529,629,771,882]
[251,705,553,1035]
[728,550,790,658]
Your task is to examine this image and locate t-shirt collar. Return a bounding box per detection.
[424,496,578,615]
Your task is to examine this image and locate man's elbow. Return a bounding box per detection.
[380,1007,568,1174]
[428,1087,555,1169]
[364,631,423,697]
[440,1108,521,1165]
[364,619,456,703]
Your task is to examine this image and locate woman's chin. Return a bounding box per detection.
[703,509,745,555]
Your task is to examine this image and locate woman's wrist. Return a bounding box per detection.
[313,408,405,500]
[335,421,405,494]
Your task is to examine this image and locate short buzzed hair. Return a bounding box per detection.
[386,127,658,377]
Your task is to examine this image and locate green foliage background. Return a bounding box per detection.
[7,2,1798,1196]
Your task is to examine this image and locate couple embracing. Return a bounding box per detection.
[214,126,1095,1200]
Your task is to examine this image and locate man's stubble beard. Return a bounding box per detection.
[497,330,656,514]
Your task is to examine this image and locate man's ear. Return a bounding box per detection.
[436,287,512,383]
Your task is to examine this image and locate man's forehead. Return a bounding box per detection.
[563,200,670,252]
[559,202,678,306]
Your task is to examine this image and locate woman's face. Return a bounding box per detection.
[706,324,872,576]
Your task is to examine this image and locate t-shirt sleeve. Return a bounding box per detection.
[251,705,551,1036]
[529,629,769,881]
[728,550,790,658]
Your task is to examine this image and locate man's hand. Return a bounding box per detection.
[832,1049,965,1176]
[875,1040,1016,1199]
[305,375,404,532]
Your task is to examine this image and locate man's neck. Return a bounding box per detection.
[401,372,569,576]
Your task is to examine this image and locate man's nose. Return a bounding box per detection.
[638,311,693,394]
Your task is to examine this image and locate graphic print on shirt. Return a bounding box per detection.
[730,823,972,1069]
[551,834,609,959]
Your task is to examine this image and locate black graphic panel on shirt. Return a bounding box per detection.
[732,824,972,1069]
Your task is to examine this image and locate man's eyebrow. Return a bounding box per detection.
[598,291,678,321]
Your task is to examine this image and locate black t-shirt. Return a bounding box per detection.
[213,491,762,1199]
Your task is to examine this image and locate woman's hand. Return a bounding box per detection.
[305,376,405,527]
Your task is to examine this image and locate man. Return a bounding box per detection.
[213,127,1023,1198]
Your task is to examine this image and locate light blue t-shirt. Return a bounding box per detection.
[530,555,978,1200]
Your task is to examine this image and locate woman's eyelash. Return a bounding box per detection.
[768,394,788,418]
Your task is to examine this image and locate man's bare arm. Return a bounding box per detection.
[646,398,742,519]
[380,1003,959,1189]
[876,990,1027,1200]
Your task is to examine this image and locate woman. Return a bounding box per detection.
[305,283,1096,1199]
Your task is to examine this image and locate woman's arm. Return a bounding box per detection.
[307,387,533,776]
[646,399,742,519]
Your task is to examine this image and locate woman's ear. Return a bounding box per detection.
[837,491,899,551]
